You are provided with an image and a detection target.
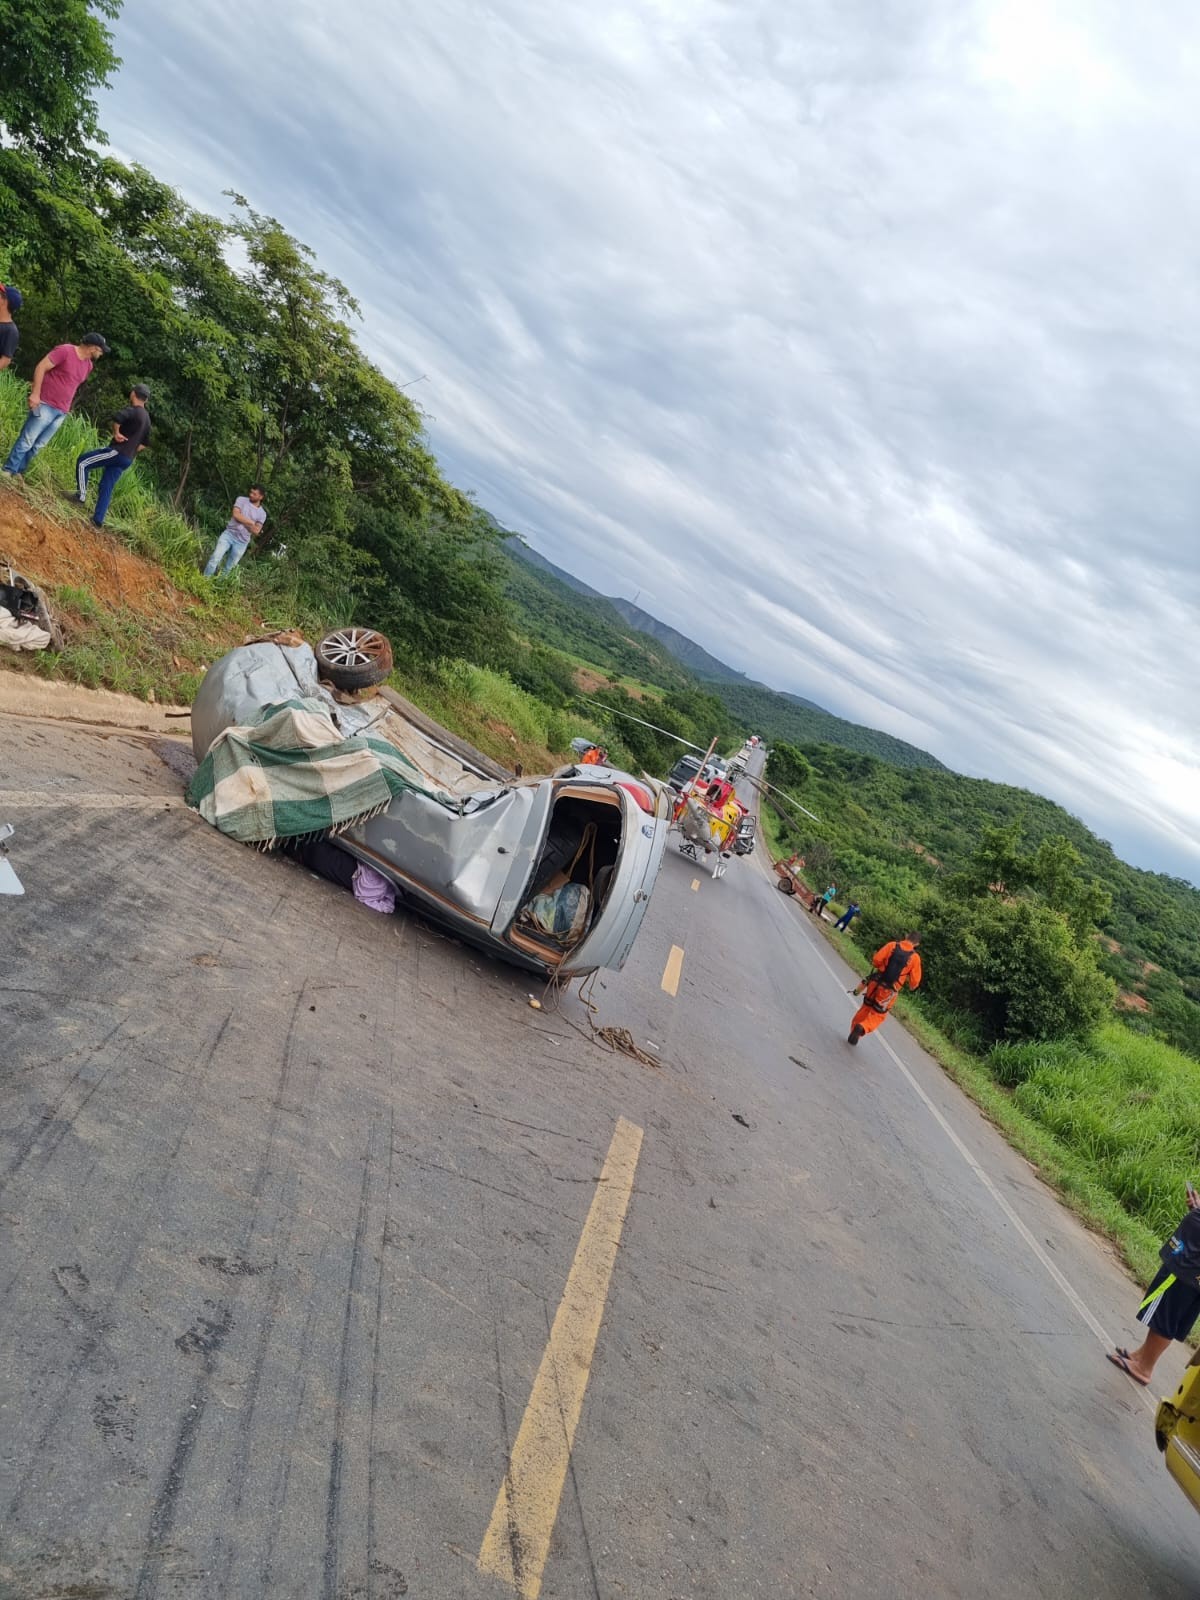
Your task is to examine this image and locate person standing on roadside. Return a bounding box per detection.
[1,332,110,477]
[834,900,862,933]
[811,883,837,920]
[0,284,23,371]
[848,933,922,1045]
[1108,1186,1200,1387]
[69,385,151,527]
[203,486,266,577]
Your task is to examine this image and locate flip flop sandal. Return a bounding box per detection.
[1106,1350,1149,1386]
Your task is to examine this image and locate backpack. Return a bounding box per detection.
[0,582,38,620]
[878,941,915,988]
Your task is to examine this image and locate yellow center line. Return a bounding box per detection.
[660,944,685,996]
[690,878,700,892]
[478,1116,644,1599]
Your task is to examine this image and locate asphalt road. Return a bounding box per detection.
[2,720,1200,1599]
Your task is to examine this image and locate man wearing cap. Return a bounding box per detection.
[1,331,110,477]
[0,285,23,371]
[68,385,151,527]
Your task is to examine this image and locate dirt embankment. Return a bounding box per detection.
[0,489,549,767]
[0,487,251,703]
[573,665,648,701]
[0,494,182,613]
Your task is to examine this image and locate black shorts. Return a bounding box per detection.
[1137,1265,1200,1341]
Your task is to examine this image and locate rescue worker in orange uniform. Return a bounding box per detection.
[848,934,922,1045]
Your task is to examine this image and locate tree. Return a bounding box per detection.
[0,0,121,164]
[947,820,1027,900]
[920,896,1115,1045]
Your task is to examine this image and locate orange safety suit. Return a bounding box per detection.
[850,939,922,1039]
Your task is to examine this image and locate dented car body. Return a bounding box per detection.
[191,640,670,977]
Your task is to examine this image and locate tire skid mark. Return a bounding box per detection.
[0,1006,236,1529]
[367,1108,397,1600]
[323,1119,379,1600]
[563,1402,603,1600]
[260,1237,334,1594]
[486,1190,525,1600]
[130,981,321,1599]
[207,1231,296,1594]
[0,1014,129,1188]
[133,1301,235,1600]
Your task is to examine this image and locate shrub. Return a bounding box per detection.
[921,896,1116,1045]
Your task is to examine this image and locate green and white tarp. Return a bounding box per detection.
[186,697,447,847]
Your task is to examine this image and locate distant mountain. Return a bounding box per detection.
[502,536,944,771]
[505,539,604,600]
[605,596,750,685]
[708,678,946,771]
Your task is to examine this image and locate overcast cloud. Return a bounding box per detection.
[100,0,1199,878]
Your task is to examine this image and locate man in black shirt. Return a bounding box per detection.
[69,384,151,527]
[0,284,23,371]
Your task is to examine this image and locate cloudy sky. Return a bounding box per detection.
[101,1,1199,879]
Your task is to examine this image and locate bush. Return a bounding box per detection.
[921,896,1116,1045]
[850,895,920,962]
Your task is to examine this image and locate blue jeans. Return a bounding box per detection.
[203,528,251,577]
[3,403,68,474]
[75,445,131,526]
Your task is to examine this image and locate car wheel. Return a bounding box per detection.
[314,627,394,691]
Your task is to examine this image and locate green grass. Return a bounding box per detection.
[391,657,610,773]
[1,375,204,580]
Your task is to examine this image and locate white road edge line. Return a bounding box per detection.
[754,835,1157,1406]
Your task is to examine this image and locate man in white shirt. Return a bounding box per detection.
[203,486,267,577]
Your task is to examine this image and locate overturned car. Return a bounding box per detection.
[190,635,670,978]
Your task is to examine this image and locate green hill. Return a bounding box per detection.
[763,742,1200,1058]
[605,595,751,685]
[503,538,944,770]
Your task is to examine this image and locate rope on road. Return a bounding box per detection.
[538,969,662,1070]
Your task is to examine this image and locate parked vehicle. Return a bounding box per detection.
[733,814,756,855]
[1156,1351,1200,1515]
[191,636,671,978]
[667,754,714,792]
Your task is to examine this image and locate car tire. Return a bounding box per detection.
[314,627,394,691]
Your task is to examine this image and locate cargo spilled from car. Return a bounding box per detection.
[189,634,671,976]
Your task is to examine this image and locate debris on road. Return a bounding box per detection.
[0,821,24,894]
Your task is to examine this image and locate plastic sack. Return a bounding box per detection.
[519,880,592,945]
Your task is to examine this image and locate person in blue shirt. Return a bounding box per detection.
[834,901,861,932]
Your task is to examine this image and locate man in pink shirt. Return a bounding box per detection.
[2,332,110,477]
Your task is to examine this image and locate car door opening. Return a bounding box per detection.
[509,790,623,962]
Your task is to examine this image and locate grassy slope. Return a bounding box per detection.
[0,375,591,772]
[0,375,293,701]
